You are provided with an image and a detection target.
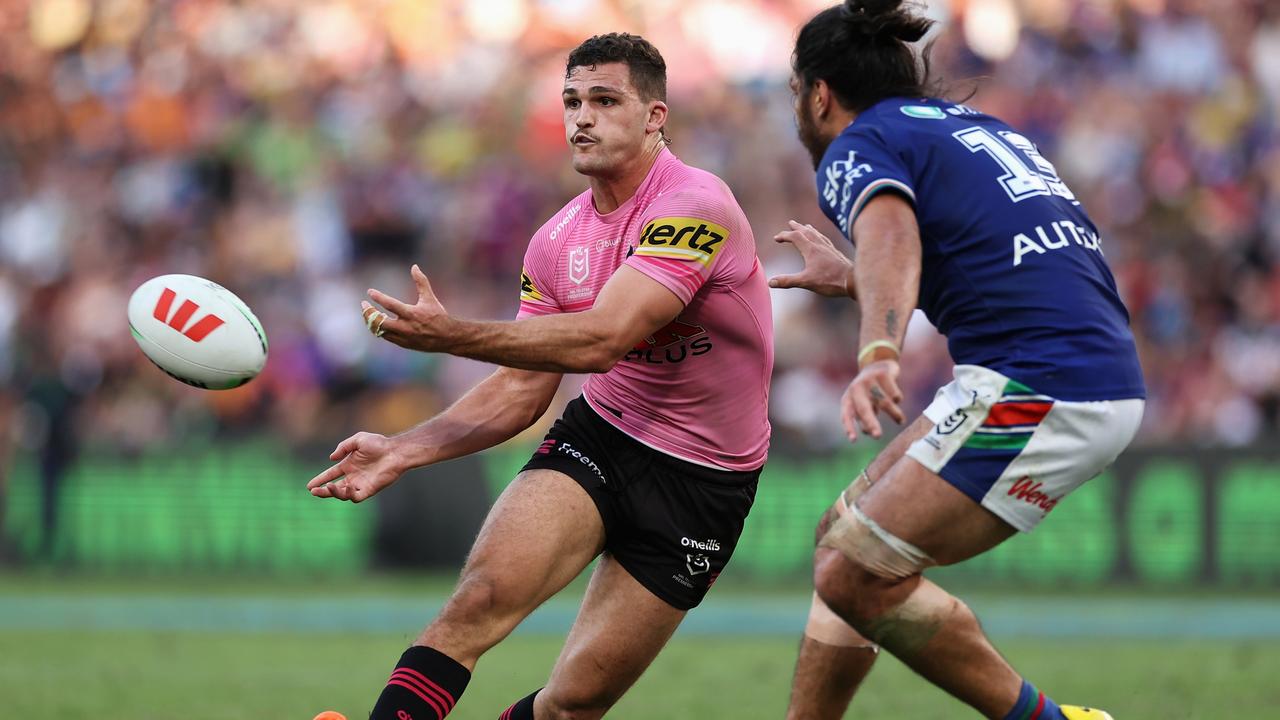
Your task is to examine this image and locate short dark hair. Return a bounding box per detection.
[566,33,667,102]
[793,0,936,113]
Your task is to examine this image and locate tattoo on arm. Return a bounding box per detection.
[885,309,899,338]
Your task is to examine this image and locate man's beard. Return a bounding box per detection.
[795,99,828,170]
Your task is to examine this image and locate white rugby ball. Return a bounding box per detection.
[127,274,268,390]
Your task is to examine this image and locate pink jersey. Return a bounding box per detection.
[517,148,773,470]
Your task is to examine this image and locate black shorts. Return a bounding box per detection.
[521,396,760,610]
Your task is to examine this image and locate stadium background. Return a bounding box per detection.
[1,0,1278,717]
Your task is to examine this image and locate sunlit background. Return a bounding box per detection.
[2,0,1279,718]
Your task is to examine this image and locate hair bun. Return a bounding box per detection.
[841,0,931,43]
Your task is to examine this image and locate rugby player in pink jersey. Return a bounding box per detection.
[306,34,773,720]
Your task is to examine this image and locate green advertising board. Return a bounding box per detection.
[3,442,1278,586]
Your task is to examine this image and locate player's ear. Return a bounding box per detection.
[647,100,668,136]
[812,79,831,121]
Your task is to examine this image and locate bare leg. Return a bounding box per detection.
[814,455,1020,718]
[785,417,931,720]
[418,469,607,669]
[532,554,687,720]
[785,639,877,720]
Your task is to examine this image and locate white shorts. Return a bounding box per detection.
[905,365,1144,532]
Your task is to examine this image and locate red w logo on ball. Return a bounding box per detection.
[152,288,225,342]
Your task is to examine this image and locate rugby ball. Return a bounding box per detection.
[127,274,268,390]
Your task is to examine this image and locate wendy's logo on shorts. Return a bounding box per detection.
[1007,476,1059,513]
[686,553,711,576]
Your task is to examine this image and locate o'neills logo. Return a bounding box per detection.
[1008,476,1059,513]
[681,537,721,551]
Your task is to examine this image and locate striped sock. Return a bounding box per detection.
[498,688,541,720]
[370,646,471,720]
[1003,679,1066,720]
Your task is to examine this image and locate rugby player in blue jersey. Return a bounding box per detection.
[770,2,1145,719]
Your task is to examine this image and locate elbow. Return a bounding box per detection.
[576,331,627,373]
[578,344,622,373]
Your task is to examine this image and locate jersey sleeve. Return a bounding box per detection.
[515,233,560,319]
[623,190,738,305]
[817,124,916,240]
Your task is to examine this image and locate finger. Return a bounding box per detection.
[326,479,351,501]
[881,377,907,425]
[307,463,346,490]
[362,301,390,333]
[772,231,799,245]
[368,288,413,317]
[841,388,861,443]
[852,384,883,439]
[411,264,436,301]
[310,483,333,498]
[768,273,803,289]
[329,435,359,461]
[375,316,411,347]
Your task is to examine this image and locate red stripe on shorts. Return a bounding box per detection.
[984,402,1053,428]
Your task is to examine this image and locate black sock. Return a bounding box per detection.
[498,688,542,720]
[369,645,471,720]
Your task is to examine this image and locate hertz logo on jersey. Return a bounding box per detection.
[635,217,729,267]
[520,269,544,302]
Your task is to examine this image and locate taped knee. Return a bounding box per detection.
[814,470,873,545]
[818,501,935,580]
[803,591,879,650]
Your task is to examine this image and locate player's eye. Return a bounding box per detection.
[565,99,580,109]
[598,97,616,106]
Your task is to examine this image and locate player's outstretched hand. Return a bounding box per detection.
[307,432,407,503]
[841,359,906,442]
[363,264,454,352]
[768,220,857,298]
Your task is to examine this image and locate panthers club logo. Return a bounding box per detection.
[686,554,710,576]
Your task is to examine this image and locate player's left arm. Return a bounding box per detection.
[364,264,683,373]
[842,193,921,442]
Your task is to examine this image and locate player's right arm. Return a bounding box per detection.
[307,367,561,502]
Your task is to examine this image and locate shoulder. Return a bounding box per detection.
[646,160,745,226]
[529,190,591,254]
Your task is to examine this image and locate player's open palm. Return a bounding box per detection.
[307,432,406,503]
[842,359,906,442]
[768,220,856,298]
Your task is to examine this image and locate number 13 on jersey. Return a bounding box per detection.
[954,126,1077,204]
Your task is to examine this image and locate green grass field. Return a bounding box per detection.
[4,632,1278,718]
[3,574,1279,719]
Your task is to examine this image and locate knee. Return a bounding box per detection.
[538,687,613,720]
[813,549,913,630]
[814,504,840,547]
[438,573,507,627]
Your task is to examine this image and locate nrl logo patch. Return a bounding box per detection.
[568,246,589,285]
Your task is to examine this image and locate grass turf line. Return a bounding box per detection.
[2,631,1278,719]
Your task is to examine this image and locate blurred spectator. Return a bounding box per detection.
[0,0,1276,456]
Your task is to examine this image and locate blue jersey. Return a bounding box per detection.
[817,97,1145,401]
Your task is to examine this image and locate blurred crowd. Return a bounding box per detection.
[1,0,1278,464]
